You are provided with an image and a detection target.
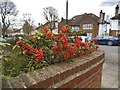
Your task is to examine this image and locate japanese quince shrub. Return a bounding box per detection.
[3,25,99,78]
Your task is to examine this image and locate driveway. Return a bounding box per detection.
[99,45,119,88]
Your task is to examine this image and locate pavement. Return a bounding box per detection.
[99,45,119,88]
[102,63,118,88]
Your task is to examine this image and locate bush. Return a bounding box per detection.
[2,25,99,79]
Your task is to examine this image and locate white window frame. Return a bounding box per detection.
[83,24,93,29]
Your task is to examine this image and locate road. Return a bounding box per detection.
[99,45,119,88]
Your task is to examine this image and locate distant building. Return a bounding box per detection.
[110,1,120,37]
[35,21,59,35]
[59,13,109,38]
[5,28,24,36]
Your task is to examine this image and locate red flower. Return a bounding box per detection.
[16,41,23,46]
[34,56,42,62]
[75,37,81,43]
[52,45,61,55]
[35,49,43,57]
[62,52,70,59]
[95,45,99,50]
[35,36,39,39]
[79,50,84,55]
[29,48,37,54]
[34,49,43,62]
[74,41,80,48]
[61,26,67,33]
[71,51,76,57]
[88,48,92,53]
[60,35,68,42]
[70,46,77,57]
[23,49,30,54]
[23,44,30,50]
[46,31,52,38]
[81,42,85,46]
[62,42,69,49]
[44,27,49,34]
[55,35,61,41]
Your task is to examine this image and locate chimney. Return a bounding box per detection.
[99,10,103,23]
[99,10,105,24]
[115,5,119,16]
[103,12,105,23]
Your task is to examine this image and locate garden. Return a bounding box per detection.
[1,25,99,80]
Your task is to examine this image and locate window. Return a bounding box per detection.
[83,24,93,29]
[87,33,92,40]
[71,26,80,32]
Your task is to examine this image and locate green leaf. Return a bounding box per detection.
[12,45,17,51]
[31,67,34,71]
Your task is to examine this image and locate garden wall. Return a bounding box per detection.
[2,49,105,89]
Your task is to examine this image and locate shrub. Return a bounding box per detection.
[2,25,99,78]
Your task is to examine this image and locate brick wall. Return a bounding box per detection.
[79,15,99,38]
[2,50,105,89]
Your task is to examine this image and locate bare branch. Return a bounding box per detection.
[0,1,19,38]
[42,6,59,22]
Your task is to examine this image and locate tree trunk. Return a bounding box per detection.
[2,27,6,38]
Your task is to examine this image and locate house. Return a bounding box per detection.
[59,13,109,38]
[6,28,24,36]
[98,10,110,36]
[36,21,59,35]
[110,1,120,37]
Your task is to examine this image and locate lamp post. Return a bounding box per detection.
[66,0,68,24]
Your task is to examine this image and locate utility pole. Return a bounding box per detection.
[66,0,68,24]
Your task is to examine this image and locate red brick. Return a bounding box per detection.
[75,65,80,73]
[65,79,76,88]
[65,69,71,78]
[71,67,75,75]
[45,77,53,88]
[75,74,85,86]
[35,80,46,88]
[53,74,60,84]
[59,72,66,81]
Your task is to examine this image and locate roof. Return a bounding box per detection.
[111,14,120,20]
[59,18,71,28]
[59,13,109,27]
[70,15,82,25]
[70,13,100,25]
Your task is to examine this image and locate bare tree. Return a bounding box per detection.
[21,13,34,35]
[22,13,34,26]
[22,20,33,35]
[43,6,58,22]
[42,7,59,30]
[0,1,18,38]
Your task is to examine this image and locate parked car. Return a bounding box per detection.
[95,36,119,46]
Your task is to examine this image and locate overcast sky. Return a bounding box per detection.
[3,0,120,25]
